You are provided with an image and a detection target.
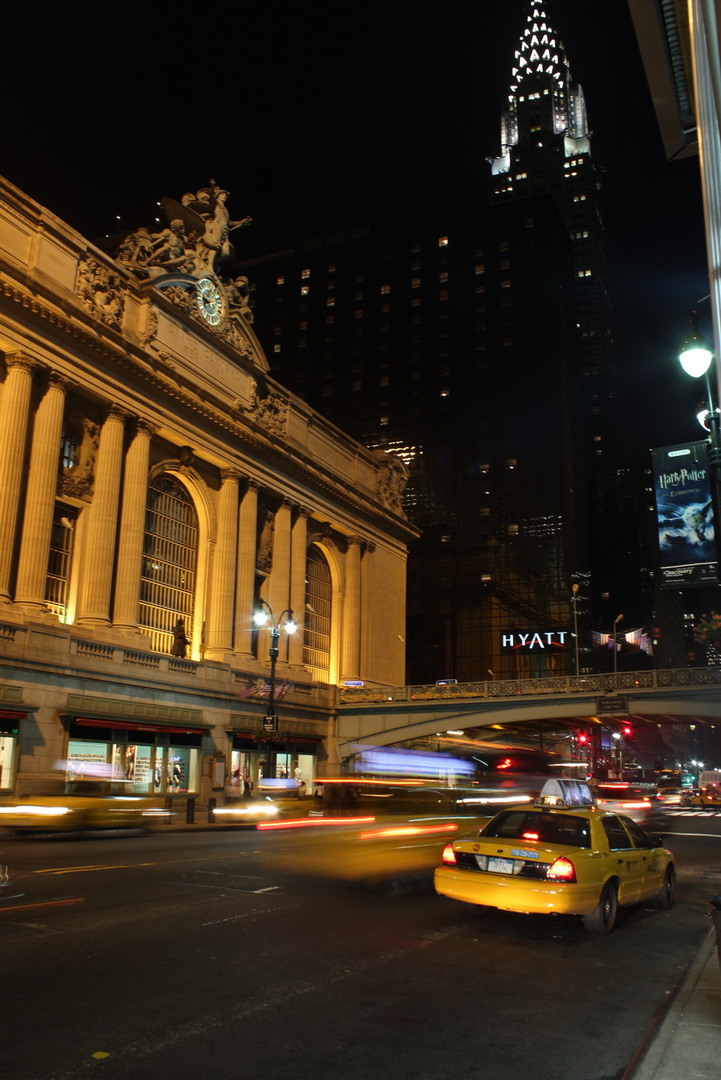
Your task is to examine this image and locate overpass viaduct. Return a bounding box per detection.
[334,667,721,758]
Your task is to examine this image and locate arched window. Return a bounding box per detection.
[139,476,198,654]
[304,546,331,682]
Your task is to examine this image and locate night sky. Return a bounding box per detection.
[2,0,710,448]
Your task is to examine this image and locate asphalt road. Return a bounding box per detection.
[1,814,720,1080]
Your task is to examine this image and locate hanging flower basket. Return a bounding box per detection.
[257,729,285,747]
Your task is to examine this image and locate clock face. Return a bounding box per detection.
[196,278,224,325]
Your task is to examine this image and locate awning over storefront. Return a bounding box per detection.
[68,716,209,736]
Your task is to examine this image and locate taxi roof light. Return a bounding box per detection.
[534,778,595,809]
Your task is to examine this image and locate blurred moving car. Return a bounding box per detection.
[434,778,675,935]
[0,779,171,833]
[685,784,721,809]
[594,782,656,826]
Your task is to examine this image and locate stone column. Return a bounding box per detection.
[234,479,258,656]
[264,499,292,662]
[289,507,309,667]
[113,419,155,632]
[341,536,363,681]
[14,373,68,612]
[205,468,240,661]
[75,405,126,627]
[0,354,38,601]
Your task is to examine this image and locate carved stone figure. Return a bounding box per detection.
[257,508,275,574]
[227,275,254,322]
[376,454,409,515]
[170,618,190,657]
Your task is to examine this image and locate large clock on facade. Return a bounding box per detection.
[195,278,224,325]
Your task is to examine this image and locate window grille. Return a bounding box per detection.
[304,546,331,682]
[139,476,198,654]
[45,504,76,620]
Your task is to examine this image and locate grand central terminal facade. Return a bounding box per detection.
[0,177,417,808]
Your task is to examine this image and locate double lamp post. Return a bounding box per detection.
[253,599,297,779]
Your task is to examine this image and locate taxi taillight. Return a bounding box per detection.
[441,843,457,866]
[547,856,576,883]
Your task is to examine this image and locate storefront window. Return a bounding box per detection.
[0,735,17,790]
[67,730,200,795]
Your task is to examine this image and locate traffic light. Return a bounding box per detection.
[578,732,588,746]
[622,724,632,739]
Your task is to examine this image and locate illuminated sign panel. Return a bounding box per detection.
[651,442,717,588]
[501,631,568,651]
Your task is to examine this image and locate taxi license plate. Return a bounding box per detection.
[487,857,514,874]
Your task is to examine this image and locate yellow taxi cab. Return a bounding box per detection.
[686,784,721,809]
[0,779,171,833]
[434,778,675,934]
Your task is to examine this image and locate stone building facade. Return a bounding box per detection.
[0,176,417,806]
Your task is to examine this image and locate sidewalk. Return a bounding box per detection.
[626,918,721,1079]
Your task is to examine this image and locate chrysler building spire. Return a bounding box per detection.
[490,1,591,177]
[488,1,613,376]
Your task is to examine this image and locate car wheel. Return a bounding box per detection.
[583,880,618,935]
[654,864,675,910]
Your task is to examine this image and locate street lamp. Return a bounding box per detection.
[253,599,297,778]
[678,312,721,505]
[613,613,624,680]
[572,583,580,677]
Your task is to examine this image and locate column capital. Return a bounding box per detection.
[46,371,70,394]
[4,351,41,376]
[136,418,158,439]
[220,467,242,484]
[105,403,128,424]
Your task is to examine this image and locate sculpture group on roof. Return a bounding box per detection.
[118,181,252,282]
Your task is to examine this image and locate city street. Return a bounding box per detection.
[2,818,720,1080]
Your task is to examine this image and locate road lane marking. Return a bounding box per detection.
[0,897,84,914]
[33,862,155,875]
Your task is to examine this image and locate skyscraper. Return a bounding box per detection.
[246,2,624,684]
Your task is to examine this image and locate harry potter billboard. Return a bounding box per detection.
[651,441,717,588]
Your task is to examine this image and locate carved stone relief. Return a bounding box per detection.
[76,258,125,330]
[249,383,288,438]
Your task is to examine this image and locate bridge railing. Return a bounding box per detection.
[337,666,721,706]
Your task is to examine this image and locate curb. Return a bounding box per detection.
[623,923,717,1079]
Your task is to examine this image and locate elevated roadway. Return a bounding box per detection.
[335,666,721,757]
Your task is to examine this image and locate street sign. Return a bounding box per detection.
[596,696,628,715]
[263,715,278,732]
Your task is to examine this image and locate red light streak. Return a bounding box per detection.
[256,816,376,830]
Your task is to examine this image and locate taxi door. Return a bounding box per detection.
[619,814,664,898]
[601,815,644,903]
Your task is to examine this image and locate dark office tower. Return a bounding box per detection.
[247,6,596,684]
[488,0,615,376]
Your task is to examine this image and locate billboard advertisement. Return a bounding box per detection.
[651,441,717,588]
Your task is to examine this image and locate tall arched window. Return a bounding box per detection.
[304,545,332,682]
[139,476,198,654]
